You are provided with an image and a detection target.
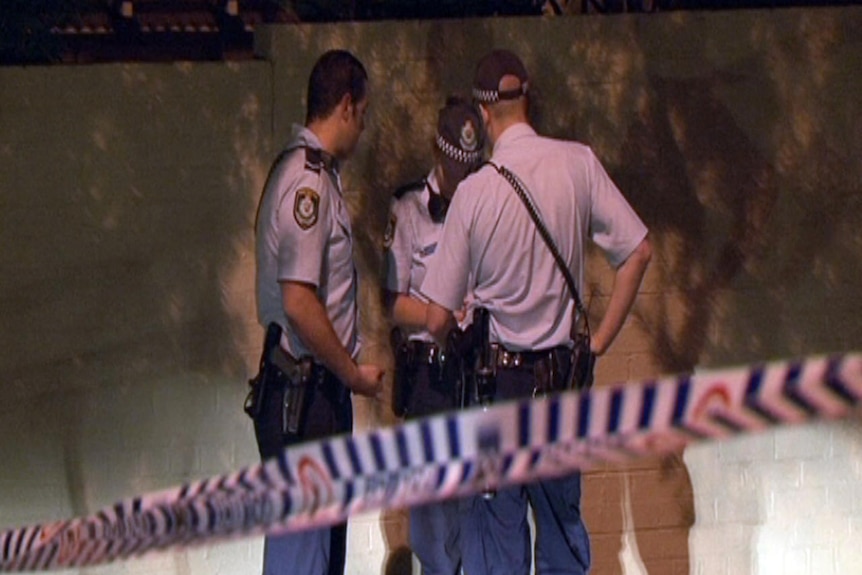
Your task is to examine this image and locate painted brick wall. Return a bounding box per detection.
[1,6,861,574]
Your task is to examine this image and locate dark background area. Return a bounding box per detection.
[2,0,860,64]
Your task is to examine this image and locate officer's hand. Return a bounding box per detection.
[350,364,385,399]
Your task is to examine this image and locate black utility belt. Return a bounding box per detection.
[404,340,441,365]
[490,344,569,369]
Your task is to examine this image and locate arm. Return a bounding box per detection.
[427,301,457,348]
[282,281,382,397]
[384,290,428,330]
[590,236,652,356]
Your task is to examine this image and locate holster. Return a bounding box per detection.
[243,322,283,420]
[244,323,312,459]
[529,347,568,396]
[445,307,495,409]
[270,346,312,436]
[566,332,596,391]
[444,324,474,409]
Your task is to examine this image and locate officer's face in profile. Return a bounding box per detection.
[341,92,369,159]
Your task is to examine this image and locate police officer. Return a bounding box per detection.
[383,96,485,575]
[254,49,384,575]
[422,50,652,575]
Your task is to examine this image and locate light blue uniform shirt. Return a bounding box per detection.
[421,123,647,351]
[385,170,444,344]
[256,125,359,359]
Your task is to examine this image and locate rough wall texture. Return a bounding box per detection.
[0,6,860,575]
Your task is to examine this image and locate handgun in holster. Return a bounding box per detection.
[390,326,413,417]
[244,323,311,457]
[269,345,312,437]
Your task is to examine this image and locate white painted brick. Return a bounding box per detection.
[825,482,859,515]
[758,460,804,490]
[791,515,845,547]
[718,432,774,464]
[725,552,754,575]
[693,554,728,575]
[716,484,763,524]
[809,548,837,575]
[769,487,830,521]
[835,526,862,574]
[774,425,832,461]
[782,549,808,575]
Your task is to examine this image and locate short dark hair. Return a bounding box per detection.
[305,50,368,123]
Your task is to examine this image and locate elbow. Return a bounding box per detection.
[626,235,652,273]
[636,236,653,268]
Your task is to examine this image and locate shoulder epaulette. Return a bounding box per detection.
[302,146,338,175]
[393,178,427,199]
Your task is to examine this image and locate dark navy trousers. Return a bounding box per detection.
[461,361,590,575]
[405,360,462,575]
[254,370,352,575]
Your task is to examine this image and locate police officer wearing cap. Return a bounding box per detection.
[422,50,652,575]
[254,49,384,575]
[383,96,485,575]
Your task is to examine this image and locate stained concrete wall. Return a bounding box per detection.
[1,6,861,575]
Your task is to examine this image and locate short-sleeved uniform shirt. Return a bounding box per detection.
[256,125,359,359]
[421,123,647,351]
[384,170,444,343]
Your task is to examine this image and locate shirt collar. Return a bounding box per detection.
[492,122,536,156]
[289,124,340,174]
[425,169,448,223]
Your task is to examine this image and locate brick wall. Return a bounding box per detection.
[1,6,861,574]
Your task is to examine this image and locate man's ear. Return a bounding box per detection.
[478,103,490,125]
[337,93,353,120]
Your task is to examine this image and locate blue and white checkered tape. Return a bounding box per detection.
[1,352,860,571]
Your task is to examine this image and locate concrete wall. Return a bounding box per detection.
[1,6,860,575]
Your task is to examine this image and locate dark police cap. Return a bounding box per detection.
[436,96,484,170]
[472,49,529,104]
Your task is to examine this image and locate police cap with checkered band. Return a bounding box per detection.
[435,96,485,184]
[472,49,529,104]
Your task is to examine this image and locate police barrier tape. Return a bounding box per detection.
[1,352,861,571]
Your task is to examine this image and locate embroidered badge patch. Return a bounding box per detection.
[294,187,320,230]
[383,213,397,249]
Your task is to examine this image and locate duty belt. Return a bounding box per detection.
[405,340,441,365]
[308,362,350,405]
[491,344,569,369]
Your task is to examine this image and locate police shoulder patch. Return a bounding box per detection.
[383,212,397,249]
[294,187,320,230]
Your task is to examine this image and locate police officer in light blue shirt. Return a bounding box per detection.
[384,96,485,575]
[254,49,383,575]
[422,50,652,575]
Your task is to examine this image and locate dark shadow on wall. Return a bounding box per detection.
[589,10,860,573]
[617,72,780,373]
[583,41,781,575]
